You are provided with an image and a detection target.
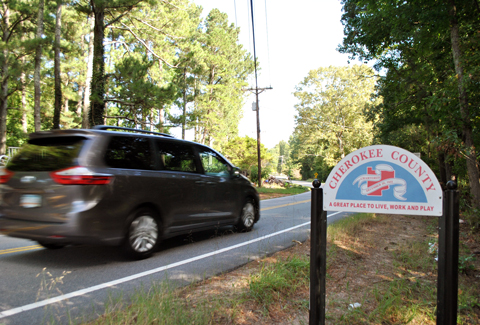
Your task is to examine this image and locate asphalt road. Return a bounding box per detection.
[0,192,348,325]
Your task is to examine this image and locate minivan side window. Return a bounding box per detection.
[199,149,231,176]
[105,136,154,170]
[156,141,197,173]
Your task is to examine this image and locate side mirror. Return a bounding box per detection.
[232,167,241,177]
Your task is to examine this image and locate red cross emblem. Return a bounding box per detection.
[366,166,395,196]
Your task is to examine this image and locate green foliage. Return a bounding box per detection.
[289,65,380,181]
[291,65,377,175]
[109,55,175,128]
[0,0,255,156]
[185,9,254,147]
[462,208,480,231]
[267,140,295,176]
[255,185,308,196]
[247,256,309,309]
[91,283,215,325]
[458,255,476,274]
[249,165,272,185]
[338,0,480,209]
[222,135,271,172]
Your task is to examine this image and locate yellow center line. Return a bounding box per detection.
[0,245,42,255]
[260,199,310,212]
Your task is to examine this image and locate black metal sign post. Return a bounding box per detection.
[309,178,460,325]
[436,180,459,325]
[316,145,458,324]
[310,179,327,325]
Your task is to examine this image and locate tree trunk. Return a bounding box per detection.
[149,108,154,131]
[182,67,186,139]
[77,85,84,117]
[0,4,10,155]
[0,2,10,155]
[438,152,448,187]
[89,1,106,126]
[20,22,28,134]
[21,70,28,133]
[34,0,45,132]
[449,0,480,210]
[0,59,7,155]
[158,106,164,132]
[53,0,63,129]
[83,13,94,128]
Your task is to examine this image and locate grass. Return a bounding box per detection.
[90,283,217,325]
[88,256,312,324]
[78,213,479,325]
[327,214,479,325]
[247,255,310,312]
[255,184,309,195]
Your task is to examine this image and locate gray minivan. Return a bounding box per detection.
[0,126,259,259]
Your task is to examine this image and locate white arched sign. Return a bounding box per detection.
[324,145,443,216]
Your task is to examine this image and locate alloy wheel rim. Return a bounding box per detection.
[242,203,255,228]
[129,215,158,253]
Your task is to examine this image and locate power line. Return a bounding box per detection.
[264,0,272,87]
[234,0,238,27]
[247,0,253,86]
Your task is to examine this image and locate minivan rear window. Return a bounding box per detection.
[7,136,85,172]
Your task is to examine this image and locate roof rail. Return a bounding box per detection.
[92,125,174,138]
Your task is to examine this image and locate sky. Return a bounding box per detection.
[186,0,352,148]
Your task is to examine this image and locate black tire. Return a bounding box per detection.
[235,199,256,232]
[122,207,161,260]
[37,241,65,250]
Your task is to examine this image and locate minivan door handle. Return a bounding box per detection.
[206,182,216,186]
[195,181,206,185]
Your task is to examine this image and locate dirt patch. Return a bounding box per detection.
[258,193,292,200]
[178,214,480,324]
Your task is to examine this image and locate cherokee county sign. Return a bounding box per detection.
[324,145,443,216]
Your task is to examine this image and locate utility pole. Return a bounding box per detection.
[246,87,272,187]
[248,0,272,187]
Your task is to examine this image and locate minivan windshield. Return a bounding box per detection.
[7,136,86,172]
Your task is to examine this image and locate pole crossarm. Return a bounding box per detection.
[244,86,273,94]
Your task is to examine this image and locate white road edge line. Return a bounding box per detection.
[0,211,343,319]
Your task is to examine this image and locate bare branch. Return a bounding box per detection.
[106,99,135,106]
[104,40,132,53]
[132,17,185,40]
[117,22,179,68]
[158,0,183,10]
[105,9,132,28]
[7,15,31,43]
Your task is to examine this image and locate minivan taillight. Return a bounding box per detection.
[50,166,113,185]
[0,168,14,184]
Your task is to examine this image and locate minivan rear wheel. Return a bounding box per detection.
[235,199,256,232]
[122,208,160,260]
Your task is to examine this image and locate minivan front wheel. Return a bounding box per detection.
[235,199,256,232]
[122,208,160,259]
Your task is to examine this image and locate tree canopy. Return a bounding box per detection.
[291,65,378,175]
[338,0,480,211]
[1,0,254,156]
